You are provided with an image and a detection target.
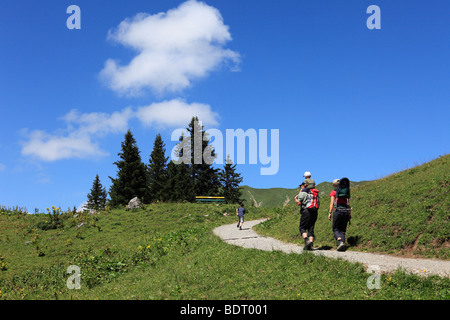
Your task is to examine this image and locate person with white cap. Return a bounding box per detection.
[303,171,315,191]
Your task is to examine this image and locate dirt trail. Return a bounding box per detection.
[213,219,450,277]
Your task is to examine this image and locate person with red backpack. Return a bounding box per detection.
[328,178,351,251]
[294,179,320,250]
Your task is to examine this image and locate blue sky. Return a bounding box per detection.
[1,0,449,212]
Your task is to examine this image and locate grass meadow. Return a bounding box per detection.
[0,200,448,300]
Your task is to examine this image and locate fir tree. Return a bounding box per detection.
[165,161,179,202]
[109,130,148,207]
[166,131,195,202]
[147,133,169,202]
[186,117,220,197]
[86,174,107,210]
[166,161,195,202]
[219,155,243,204]
[167,117,219,201]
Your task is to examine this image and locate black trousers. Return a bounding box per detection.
[332,207,350,242]
[299,208,318,238]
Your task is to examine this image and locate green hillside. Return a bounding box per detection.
[241,180,369,208]
[1,202,448,300]
[255,154,450,259]
[0,155,449,300]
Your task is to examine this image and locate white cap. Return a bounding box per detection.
[303,171,311,177]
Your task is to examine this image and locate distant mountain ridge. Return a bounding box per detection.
[241,181,369,208]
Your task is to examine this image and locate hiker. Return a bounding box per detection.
[328,178,351,251]
[294,180,320,250]
[236,203,245,230]
[303,171,315,186]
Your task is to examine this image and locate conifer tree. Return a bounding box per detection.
[219,155,243,204]
[147,133,169,202]
[109,130,148,207]
[166,161,195,202]
[168,117,219,201]
[86,174,108,210]
[166,131,195,202]
[186,117,220,197]
[165,161,179,202]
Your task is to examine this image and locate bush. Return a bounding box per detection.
[36,206,64,231]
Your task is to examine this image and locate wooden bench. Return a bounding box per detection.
[195,196,225,203]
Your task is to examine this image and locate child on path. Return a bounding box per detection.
[236,203,245,230]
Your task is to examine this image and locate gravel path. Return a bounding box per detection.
[213,219,450,277]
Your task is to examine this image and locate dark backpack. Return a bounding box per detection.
[336,177,350,199]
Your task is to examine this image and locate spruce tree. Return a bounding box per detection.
[168,117,219,202]
[147,133,168,202]
[166,161,195,202]
[86,174,108,210]
[166,132,195,202]
[186,117,220,197]
[165,161,179,202]
[109,130,148,207]
[219,155,243,204]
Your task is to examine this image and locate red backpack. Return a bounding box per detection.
[307,189,320,209]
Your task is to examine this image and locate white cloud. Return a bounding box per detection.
[21,108,133,162]
[0,163,5,171]
[136,99,219,127]
[100,0,240,95]
[62,108,134,136]
[20,100,219,161]
[21,130,107,162]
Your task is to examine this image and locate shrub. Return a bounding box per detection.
[36,206,64,231]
